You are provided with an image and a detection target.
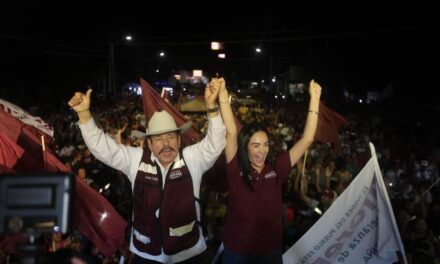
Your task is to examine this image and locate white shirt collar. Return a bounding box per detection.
[150,152,181,172]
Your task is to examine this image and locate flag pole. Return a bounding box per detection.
[416,177,440,203]
[300,150,309,195]
[301,149,308,178]
[41,135,47,170]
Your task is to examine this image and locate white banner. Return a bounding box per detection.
[283,143,407,264]
[0,98,54,137]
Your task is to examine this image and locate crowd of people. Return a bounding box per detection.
[1,77,440,263]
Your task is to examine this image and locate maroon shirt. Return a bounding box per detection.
[223,151,292,254]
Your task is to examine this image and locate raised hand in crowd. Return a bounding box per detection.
[68,88,93,124]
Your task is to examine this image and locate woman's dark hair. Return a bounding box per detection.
[237,122,274,190]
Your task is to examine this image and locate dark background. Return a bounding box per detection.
[1,2,439,106]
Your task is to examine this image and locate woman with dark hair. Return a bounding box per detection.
[236,123,275,190]
[217,78,322,263]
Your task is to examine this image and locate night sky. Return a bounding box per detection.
[1,2,439,106]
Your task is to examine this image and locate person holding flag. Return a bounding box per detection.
[219,78,322,263]
[68,79,226,263]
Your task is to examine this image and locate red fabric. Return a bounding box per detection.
[0,108,53,172]
[141,79,202,146]
[13,125,62,173]
[0,131,24,168]
[0,164,16,174]
[315,102,349,150]
[0,109,23,142]
[74,178,127,257]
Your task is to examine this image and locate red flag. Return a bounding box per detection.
[0,98,54,138]
[0,108,23,142]
[0,108,52,172]
[0,108,127,257]
[0,131,24,168]
[74,178,127,257]
[141,78,202,145]
[315,102,349,150]
[13,122,65,173]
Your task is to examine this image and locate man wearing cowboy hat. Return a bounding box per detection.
[68,79,226,263]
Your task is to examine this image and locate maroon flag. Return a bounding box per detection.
[0,108,23,142]
[0,108,49,172]
[74,178,127,257]
[0,131,24,168]
[0,108,127,257]
[315,102,349,150]
[0,98,54,137]
[141,78,202,145]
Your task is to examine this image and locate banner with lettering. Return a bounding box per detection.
[0,98,54,137]
[283,143,407,264]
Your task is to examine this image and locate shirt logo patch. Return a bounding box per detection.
[169,170,183,180]
[144,175,159,181]
[264,171,277,179]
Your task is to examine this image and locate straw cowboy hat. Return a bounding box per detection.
[145,110,192,136]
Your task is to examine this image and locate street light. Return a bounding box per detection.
[108,35,133,94]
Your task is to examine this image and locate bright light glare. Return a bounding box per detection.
[211,41,223,50]
[193,70,203,77]
[314,207,323,215]
[99,211,109,223]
